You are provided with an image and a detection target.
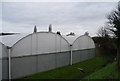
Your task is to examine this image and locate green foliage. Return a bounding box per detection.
[92,37,117,56]
[107,2,120,47]
[106,1,120,70]
[84,62,120,79]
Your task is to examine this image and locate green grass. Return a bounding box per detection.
[24,56,113,79]
[84,62,120,79]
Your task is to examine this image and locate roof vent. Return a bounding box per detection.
[33,25,37,33]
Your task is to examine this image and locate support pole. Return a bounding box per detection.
[7,47,11,81]
[70,45,72,65]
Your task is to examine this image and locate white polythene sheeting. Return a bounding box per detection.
[11,34,32,57]
[0,33,29,47]
[0,42,2,59]
[11,32,70,57]
[0,58,2,81]
[0,42,8,80]
[0,42,8,58]
[72,35,95,50]
[0,43,2,81]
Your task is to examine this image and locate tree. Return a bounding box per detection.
[107,1,120,70]
[97,27,109,38]
[96,26,114,56]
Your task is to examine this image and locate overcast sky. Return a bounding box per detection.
[0,1,119,36]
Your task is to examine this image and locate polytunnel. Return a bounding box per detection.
[72,35,95,64]
[10,32,70,79]
[0,32,95,79]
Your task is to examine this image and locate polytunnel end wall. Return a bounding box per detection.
[11,32,70,57]
[12,32,70,47]
[0,42,9,80]
[71,35,95,64]
[72,35,95,50]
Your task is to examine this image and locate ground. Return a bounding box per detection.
[24,56,114,80]
[84,62,120,79]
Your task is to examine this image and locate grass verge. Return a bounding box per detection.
[83,62,120,79]
[24,56,113,79]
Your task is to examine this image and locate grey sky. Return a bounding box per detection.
[1,2,118,36]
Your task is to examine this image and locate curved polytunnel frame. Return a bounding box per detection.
[72,35,95,51]
[11,32,70,57]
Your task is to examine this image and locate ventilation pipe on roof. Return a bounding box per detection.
[70,44,73,65]
[49,24,52,32]
[33,25,37,33]
[7,46,11,81]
